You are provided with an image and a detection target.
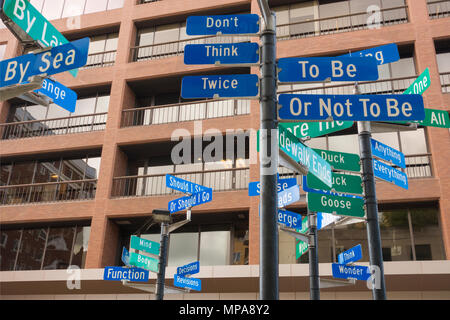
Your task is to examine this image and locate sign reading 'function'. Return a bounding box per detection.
[186,14,260,36]
[278,57,379,83]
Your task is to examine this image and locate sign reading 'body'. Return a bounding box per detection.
[278,94,425,122]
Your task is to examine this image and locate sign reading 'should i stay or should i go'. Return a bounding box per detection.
[278,94,425,122]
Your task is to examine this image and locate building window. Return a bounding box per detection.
[0,44,6,60]
[0,224,90,271]
[435,39,450,93]
[29,0,124,20]
[427,0,450,19]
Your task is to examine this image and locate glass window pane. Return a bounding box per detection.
[42,0,64,20]
[86,157,101,179]
[30,0,44,12]
[107,0,124,10]
[10,162,35,185]
[410,208,445,260]
[46,103,70,119]
[328,134,360,154]
[390,57,416,78]
[379,209,412,262]
[400,128,427,155]
[62,0,86,18]
[305,136,327,149]
[0,229,22,271]
[138,28,155,47]
[95,96,110,113]
[25,104,47,121]
[84,0,108,14]
[200,231,230,266]
[0,44,6,60]
[167,232,199,267]
[1,164,12,185]
[72,97,97,115]
[153,24,180,44]
[88,35,107,54]
[372,132,400,151]
[71,226,91,268]
[15,228,48,270]
[437,53,450,73]
[105,34,119,51]
[43,227,76,270]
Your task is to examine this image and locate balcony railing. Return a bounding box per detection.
[111,167,249,198]
[276,5,408,41]
[440,72,450,93]
[0,112,108,140]
[0,179,97,206]
[428,0,450,19]
[404,154,433,179]
[278,75,417,96]
[130,34,251,62]
[80,50,116,70]
[121,99,250,127]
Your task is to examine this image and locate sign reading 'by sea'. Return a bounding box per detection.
[3,0,79,77]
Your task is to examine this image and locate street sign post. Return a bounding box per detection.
[0,38,89,88]
[278,125,332,188]
[186,14,260,35]
[371,138,405,168]
[340,43,400,65]
[130,235,161,256]
[177,261,200,277]
[103,266,149,282]
[181,74,259,99]
[306,172,363,195]
[168,188,213,213]
[307,192,365,218]
[277,185,300,208]
[248,177,297,196]
[166,174,208,194]
[35,78,77,112]
[129,251,159,273]
[2,0,80,77]
[278,57,379,82]
[312,148,361,172]
[278,93,425,122]
[338,244,363,265]
[184,43,259,65]
[331,263,371,281]
[373,159,408,189]
[280,121,354,139]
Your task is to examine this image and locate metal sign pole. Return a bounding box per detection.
[155,221,169,300]
[355,83,387,300]
[307,210,320,300]
[258,5,279,300]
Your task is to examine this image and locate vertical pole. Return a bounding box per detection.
[155,222,169,300]
[307,210,320,300]
[355,84,387,300]
[259,12,279,300]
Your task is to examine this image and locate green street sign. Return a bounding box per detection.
[307,192,365,218]
[419,108,450,128]
[280,121,354,139]
[130,235,160,256]
[313,148,361,172]
[278,125,332,188]
[297,216,308,234]
[296,240,308,259]
[403,68,430,95]
[307,172,363,195]
[3,0,78,77]
[129,252,159,273]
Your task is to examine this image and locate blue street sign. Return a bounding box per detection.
[278,209,303,229]
[278,94,425,122]
[103,266,149,282]
[373,159,408,189]
[184,43,259,65]
[173,273,202,291]
[121,247,131,267]
[186,14,260,35]
[177,261,200,277]
[0,38,89,88]
[278,57,379,83]
[248,177,298,196]
[332,263,371,281]
[168,188,213,213]
[338,244,363,265]
[181,74,259,99]
[371,138,405,169]
[340,43,400,65]
[277,185,300,208]
[35,78,77,112]
[302,176,363,200]
[166,174,208,194]
[317,212,341,230]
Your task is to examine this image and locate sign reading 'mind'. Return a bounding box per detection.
[3,0,79,77]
